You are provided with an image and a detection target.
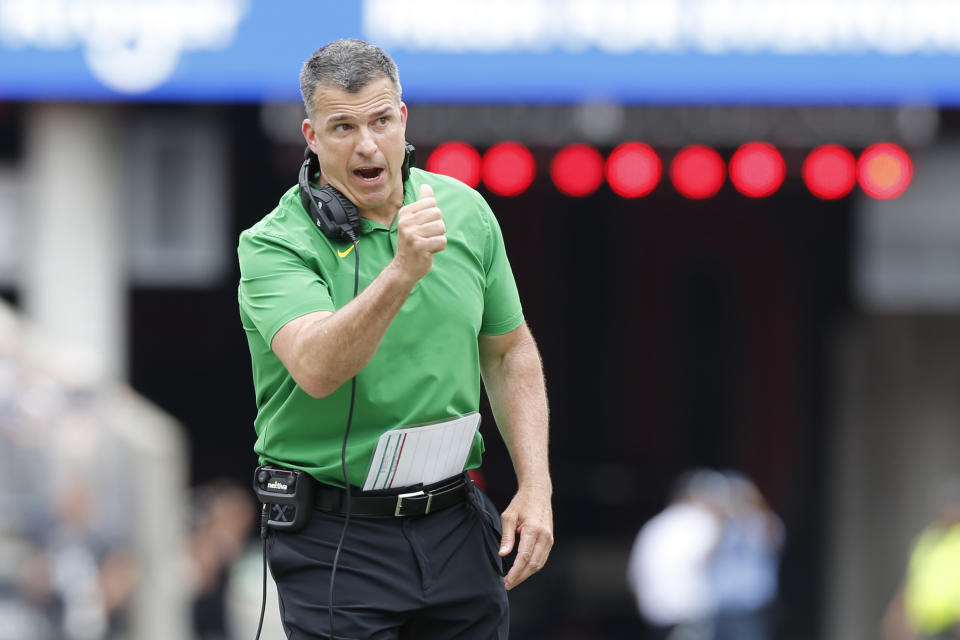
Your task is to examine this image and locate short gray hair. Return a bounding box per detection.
[299,39,402,121]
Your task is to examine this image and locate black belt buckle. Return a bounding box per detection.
[394,489,432,517]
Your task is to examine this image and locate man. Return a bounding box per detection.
[627,470,725,639]
[627,470,783,640]
[237,39,552,639]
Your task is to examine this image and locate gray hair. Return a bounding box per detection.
[299,39,402,121]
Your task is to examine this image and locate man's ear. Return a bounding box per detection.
[302,118,319,155]
[399,102,408,132]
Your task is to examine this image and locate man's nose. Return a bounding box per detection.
[355,126,378,155]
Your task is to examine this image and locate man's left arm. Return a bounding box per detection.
[478,321,553,591]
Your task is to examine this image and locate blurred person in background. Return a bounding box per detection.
[0,303,140,640]
[628,469,726,640]
[882,478,960,640]
[187,480,256,640]
[707,471,784,640]
[237,38,552,638]
[17,476,139,640]
[627,469,783,640]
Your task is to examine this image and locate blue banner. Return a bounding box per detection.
[1,0,958,104]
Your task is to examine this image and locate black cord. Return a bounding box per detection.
[329,234,360,640]
[254,504,268,640]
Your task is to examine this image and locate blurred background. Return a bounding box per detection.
[2,1,960,638]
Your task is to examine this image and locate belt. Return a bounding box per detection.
[314,473,470,517]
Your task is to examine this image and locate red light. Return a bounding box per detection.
[482,142,536,196]
[550,144,604,197]
[858,143,913,199]
[605,142,661,198]
[803,145,857,200]
[729,142,785,198]
[670,145,725,199]
[426,142,481,188]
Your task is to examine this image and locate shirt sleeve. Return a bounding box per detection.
[478,198,524,335]
[238,230,336,348]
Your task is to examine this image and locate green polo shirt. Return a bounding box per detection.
[238,168,523,487]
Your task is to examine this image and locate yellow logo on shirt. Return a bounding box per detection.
[337,244,355,258]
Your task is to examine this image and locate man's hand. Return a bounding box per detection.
[499,485,554,590]
[392,183,446,284]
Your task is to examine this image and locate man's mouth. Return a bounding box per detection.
[354,167,384,181]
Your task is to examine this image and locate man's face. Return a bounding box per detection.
[302,77,408,216]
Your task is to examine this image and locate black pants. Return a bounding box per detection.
[267,482,509,639]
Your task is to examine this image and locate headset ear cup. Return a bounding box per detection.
[308,186,361,241]
[299,147,361,241]
[327,187,361,238]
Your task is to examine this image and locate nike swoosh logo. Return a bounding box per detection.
[337,244,355,258]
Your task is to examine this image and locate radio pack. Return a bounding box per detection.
[253,465,316,533]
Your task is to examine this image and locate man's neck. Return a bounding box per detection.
[358,184,405,227]
[360,207,398,228]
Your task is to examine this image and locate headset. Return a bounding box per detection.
[254,143,416,640]
[298,143,416,242]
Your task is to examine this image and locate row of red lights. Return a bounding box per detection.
[425,141,914,200]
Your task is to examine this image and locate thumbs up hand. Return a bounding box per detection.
[393,183,446,284]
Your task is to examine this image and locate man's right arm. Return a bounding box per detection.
[271,184,444,398]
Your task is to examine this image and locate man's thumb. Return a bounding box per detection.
[419,183,434,200]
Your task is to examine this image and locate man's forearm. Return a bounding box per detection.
[481,331,551,491]
[481,325,554,590]
[289,262,415,397]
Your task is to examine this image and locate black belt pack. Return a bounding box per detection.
[253,466,315,532]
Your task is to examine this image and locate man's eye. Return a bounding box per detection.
[335,123,352,132]
[376,117,389,125]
